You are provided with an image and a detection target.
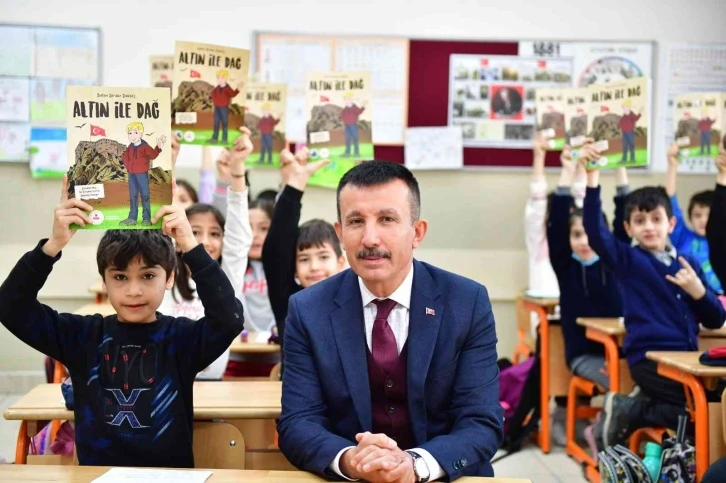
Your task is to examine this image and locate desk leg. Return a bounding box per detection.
[656,363,709,482]
[585,329,620,393]
[526,303,551,453]
[15,421,28,465]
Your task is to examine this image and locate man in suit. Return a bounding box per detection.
[278,161,503,482]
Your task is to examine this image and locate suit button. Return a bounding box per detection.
[461,459,467,467]
[387,405,395,414]
[453,462,461,470]
[385,380,394,388]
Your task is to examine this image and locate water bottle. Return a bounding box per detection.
[642,442,662,481]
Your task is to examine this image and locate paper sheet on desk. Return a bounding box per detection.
[93,468,212,483]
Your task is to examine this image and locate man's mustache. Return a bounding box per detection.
[356,248,391,259]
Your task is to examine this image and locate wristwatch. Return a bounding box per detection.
[406,451,430,483]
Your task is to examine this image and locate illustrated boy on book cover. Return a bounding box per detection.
[587,77,649,170]
[243,82,287,167]
[66,86,172,229]
[305,71,372,189]
[673,92,724,162]
[171,41,250,147]
[535,87,565,149]
[562,87,589,148]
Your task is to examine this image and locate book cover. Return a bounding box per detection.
[535,87,565,149]
[243,82,287,167]
[66,86,172,229]
[150,55,173,89]
[562,87,590,148]
[171,41,250,147]
[673,92,724,161]
[305,71,372,189]
[587,77,649,170]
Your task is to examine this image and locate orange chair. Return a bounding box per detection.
[513,294,535,363]
[565,376,602,480]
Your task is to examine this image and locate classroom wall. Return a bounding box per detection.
[1,0,724,379]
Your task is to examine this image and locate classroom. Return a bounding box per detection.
[0,0,725,482]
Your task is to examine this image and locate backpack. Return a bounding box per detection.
[598,444,652,483]
[491,351,541,462]
[658,415,695,483]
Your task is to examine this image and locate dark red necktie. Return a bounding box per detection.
[372,299,399,373]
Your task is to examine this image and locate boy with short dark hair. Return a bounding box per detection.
[665,142,722,295]
[262,145,345,352]
[583,161,725,449]
[0,179,244,467]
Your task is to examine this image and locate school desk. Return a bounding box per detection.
[0,465,534,483]
[229,337,281,354]
[698,326,726,351]
[5,381,282,465]
[645,351,726,482]
[575,318,632,394]
[521,295,566,454]
[87,279,106,303]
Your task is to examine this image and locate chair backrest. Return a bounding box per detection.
[193,421,246,469]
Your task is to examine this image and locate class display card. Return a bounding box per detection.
[535,87,566,149]
[562,87,589,148]
[66,86,172,230]
[172,41,250,148]
[243,82,287,168]
[587,77,649,170]
[673,92,724,167]
[305,71,372,189]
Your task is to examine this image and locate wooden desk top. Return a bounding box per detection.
[646,351,726,378]
[576,317,625,336]
[521,294,559,308]
[0,466,531,482]
[4,381,282,421]
[698,327,726,338]
[229,337,280,354]
[73,303,116,317]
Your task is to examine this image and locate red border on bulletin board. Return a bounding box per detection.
[375,39,562,168]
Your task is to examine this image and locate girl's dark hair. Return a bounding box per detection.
[174,203,226,301]
[250,196,274,220]
[569,207,608,230]
[176,179,198,204]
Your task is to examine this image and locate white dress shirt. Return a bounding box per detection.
[329,264,445,481]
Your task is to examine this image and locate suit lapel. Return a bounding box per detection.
[407,260,442,445]
[331,270,372,432]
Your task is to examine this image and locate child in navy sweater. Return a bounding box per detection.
[547,144,626,391]
[0,179,244,467]
[706,149,726,291]
[583,162,725,449]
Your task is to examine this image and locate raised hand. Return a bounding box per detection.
[280,140,330,191]
[665,256,707,300]
[43,175,94,257]
[667,141,679,166]
[152,179,198,253]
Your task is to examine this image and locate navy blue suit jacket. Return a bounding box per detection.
[278,260,504,480]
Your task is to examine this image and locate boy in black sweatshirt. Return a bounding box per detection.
[547,143,626,391]
[706,148,726,290]
[262,145,345,353]
[0,178,244,468]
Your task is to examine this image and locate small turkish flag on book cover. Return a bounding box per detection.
[190,70,201,78]
[90,125,106,137]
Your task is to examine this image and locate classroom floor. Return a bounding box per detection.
[0,393,587,481]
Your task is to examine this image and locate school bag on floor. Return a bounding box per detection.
[598,444,652,483]
[658,415,695,483]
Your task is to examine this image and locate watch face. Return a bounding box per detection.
[413,455,430,480]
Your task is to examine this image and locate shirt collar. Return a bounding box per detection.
[358,263,414,310]
[650,245,678,266]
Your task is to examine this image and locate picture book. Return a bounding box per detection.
[673,92,724,162]
[562,87,589,148]
[535,87,565,149]
[243,82,287,168]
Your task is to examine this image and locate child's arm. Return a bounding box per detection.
[546,146,577,274]
[613,167,631,244]
[197,146,215,204]
[582,151,633,272]
[666,256,726,328]
[665,142,691,248]
[262,145,329,337]
[707,151,726,286]
[212,147,234,220]
[152,187,244,373]
[524,133,548,256]
[572,162,587,208]
[0,177,94,367]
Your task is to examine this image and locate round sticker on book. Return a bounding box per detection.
[309,148,320,159]
[320,148,330,158]
[174,130,183,140]
[184,131,195,142]
[89,210,104,226]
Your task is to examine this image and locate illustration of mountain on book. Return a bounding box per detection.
[244,82,287,168]
[535,87,566,149]
[305,71,373,189]
[673,92,724,164]
[65,86,172,230]
[150,55,173,89]
[171,41,250,148]
[562,87,589,149]
[587,77,649,170]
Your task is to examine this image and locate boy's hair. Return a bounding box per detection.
[625,186,673,221]
[175,203,226,301]
[97,230,176,279]
[126,121,144,134]
[176,179,198,203]
[337,161,421,223]
[297,219,342,257]
[216,69,230,79]
[688,190,714,218]
[256,189,279,206]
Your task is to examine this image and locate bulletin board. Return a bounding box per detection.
[255,32,654,169]
[0,23,101,178]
